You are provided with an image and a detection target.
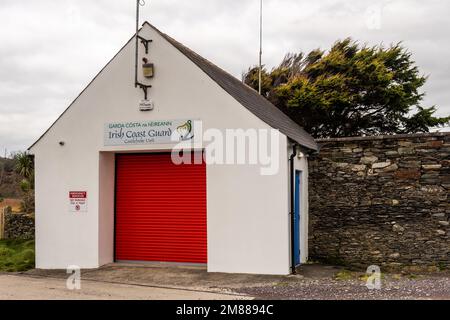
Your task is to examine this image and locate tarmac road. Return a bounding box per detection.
[0,274,251,300]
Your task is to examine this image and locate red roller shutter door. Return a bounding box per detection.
[115,153,207,263]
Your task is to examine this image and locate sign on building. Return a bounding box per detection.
[104,119,196,146]
[69,192,88,213]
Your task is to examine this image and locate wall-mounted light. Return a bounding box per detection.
[142,58,154,78]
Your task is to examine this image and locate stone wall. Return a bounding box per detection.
[309,132,450,271]
[4,208,35,240]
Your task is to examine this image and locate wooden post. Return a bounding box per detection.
[0,207,4,240]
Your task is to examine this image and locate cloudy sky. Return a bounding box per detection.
[1,0,449,153]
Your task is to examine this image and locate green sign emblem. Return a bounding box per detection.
[177,120,194,141]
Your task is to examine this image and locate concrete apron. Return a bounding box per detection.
[24,262,306,295]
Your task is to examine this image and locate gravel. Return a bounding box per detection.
[236,274,450,300]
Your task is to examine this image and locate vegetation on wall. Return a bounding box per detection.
[244,39,450,138]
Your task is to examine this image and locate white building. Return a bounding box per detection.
[29,22,318,275]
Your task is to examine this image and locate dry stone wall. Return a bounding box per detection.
[309,133,449,270]
[3,208,35,240]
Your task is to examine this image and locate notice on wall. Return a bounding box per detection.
[104,119,197,146]
[69,191,87,213]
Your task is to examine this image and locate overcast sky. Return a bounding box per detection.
[1,0,449,153]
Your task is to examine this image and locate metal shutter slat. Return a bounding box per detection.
[115,153,207,264]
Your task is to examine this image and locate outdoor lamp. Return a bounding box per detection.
[142,58,154,78]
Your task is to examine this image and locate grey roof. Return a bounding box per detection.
[146,23,318,151]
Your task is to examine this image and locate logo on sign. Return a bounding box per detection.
[176,120,194,141]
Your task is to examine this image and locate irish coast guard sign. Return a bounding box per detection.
[104,119,196,146]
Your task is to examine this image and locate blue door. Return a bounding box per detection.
[294,171,301,266]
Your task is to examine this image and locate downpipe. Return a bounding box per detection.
[289,144,298,274]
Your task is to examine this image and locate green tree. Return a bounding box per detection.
[244,39,449,138]
[13,152,35,213]
[14,152,34,183]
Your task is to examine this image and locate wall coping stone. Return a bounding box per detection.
[316,132,450,143]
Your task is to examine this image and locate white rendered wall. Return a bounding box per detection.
[31,23,300,274]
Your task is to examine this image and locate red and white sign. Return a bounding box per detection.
[69,191,87,212]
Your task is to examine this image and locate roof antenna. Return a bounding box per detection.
[258,0,263,95]
[135,0,152,100]
[135,0,144,88]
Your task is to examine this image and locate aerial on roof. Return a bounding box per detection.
[30,22,318,151]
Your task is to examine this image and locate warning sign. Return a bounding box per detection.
[69,191,87,212]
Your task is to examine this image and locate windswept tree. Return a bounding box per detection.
[244,39,449,138]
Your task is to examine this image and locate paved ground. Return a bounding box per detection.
[0,274,250,300]
[2,263,449,300]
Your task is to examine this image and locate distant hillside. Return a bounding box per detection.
[0,157,22,199]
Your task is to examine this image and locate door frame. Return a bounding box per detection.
[113,151,206,264]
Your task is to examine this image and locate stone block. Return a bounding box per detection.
[383,164,399,172]
[392,224,405,233]
[385,151,399,156]
[360,156,378,164]
[333,162,349,169]
[394,169,420,180]
[398,147,415,155]
[422,164,442,170]
[398,141,413,147]
[351,164,367,172]
[372,161,391,169]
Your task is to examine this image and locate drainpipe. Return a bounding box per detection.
[289,143,298,274]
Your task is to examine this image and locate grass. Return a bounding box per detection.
[334,269,354,280]
[0,239,35,272]
[334,269,387,282]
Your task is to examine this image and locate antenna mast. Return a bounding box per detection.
[134,0,153,100]
[135,0,143,88]
[258,0,263,95]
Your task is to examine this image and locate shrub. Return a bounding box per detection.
[20,179,31,193]
[20,192,35,214]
